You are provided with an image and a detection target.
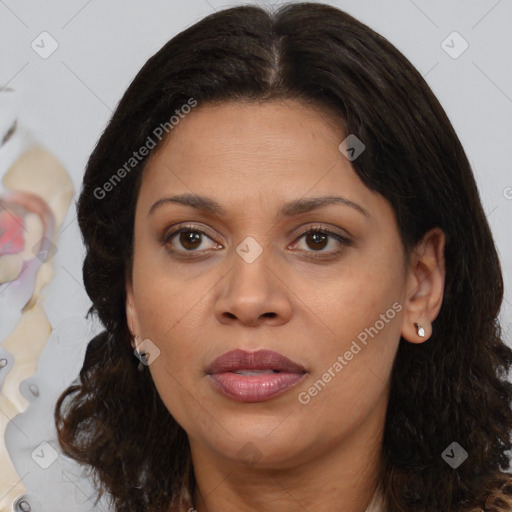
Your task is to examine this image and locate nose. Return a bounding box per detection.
[213,243,293,327]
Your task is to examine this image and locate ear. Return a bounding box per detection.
[126,278,141,350]
[401,227,446,343]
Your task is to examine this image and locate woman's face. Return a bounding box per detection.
[126,100,435,469]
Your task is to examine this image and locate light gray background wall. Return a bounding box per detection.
[0,0,511,510]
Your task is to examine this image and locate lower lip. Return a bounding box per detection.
[208,371,306,402]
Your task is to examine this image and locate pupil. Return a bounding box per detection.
[180,231,201,250]
[308,232,327,250]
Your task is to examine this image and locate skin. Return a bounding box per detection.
[125,100,445,512]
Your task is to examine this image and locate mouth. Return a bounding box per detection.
[206,349,307,403]
[231,369,281,375]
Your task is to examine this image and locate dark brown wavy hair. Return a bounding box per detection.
[54,3,512,511]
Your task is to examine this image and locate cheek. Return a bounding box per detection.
[294,252,404,407]
[131,257,216,391]
[294,249,404,346]
[132,245,205,334]
[296,308,400,439]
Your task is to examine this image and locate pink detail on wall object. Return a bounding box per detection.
[0,209,25,255]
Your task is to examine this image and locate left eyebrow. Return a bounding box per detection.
[279,195,369,218]
[148,193,369,218]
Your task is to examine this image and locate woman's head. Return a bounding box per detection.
[56,3,512,511]
[125,95,446,481]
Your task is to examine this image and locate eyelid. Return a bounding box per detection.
[293,224,352,243]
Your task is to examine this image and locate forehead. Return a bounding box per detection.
[138,100,385,220]
[147,100,343,166]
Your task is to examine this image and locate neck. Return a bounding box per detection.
[189,398,386,512]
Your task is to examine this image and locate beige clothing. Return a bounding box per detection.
[366,488,385,512]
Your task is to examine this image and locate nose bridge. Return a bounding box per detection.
[229,234,275,303]
[214,233,292,325]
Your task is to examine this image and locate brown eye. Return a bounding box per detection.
[293,227,352,258]
[163,225,220,254]
[304,231,329,251]
[178,230,202,250]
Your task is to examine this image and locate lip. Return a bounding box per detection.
[206,349,307,403]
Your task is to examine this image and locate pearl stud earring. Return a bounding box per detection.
[415,323,425,338]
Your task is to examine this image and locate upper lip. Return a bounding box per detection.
[206,349,307,374]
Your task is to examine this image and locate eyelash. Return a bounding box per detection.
[162,224,352,260]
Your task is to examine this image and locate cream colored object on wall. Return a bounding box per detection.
[0,92,74,511]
